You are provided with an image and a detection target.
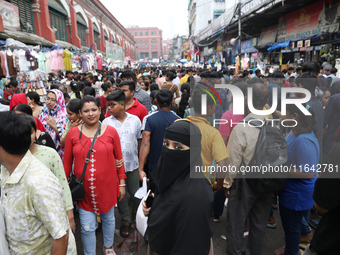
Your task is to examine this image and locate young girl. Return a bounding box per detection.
[60,99,82,148]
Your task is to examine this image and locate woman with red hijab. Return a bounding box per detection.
[9,93,46,132]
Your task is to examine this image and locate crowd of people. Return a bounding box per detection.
[0,61,339,255]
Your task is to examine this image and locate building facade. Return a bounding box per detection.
[0,0,136,59]
[188,0,227,37]
[126,27,163,60]
[162,39,172,61]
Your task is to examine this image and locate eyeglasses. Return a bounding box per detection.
[108,103,119,108]
[46,97,56,103]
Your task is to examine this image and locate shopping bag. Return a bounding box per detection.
[136,199,148,236]
[134,177,147,199]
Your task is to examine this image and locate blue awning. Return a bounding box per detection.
[267,41,290,51]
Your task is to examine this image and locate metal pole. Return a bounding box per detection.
[238,0,242,56]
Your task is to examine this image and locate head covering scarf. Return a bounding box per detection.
[39,89,67,156]
[9,93,27,110]
[9,93,46,132]
[147,120,214,255]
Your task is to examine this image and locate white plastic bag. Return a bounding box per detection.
[134,177,147,199]
[135,177,148,236]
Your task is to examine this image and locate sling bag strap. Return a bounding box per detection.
[79,123,102,183]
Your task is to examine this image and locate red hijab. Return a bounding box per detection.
[10,93,46,132]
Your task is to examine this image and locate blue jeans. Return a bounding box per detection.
[301,209,311,235]
[280,205,309,255]
[79,206,115,255]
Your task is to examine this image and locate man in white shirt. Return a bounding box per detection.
[103,90,142,238]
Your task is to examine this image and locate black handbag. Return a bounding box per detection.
[69,123,101,201]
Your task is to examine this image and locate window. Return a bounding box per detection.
[135,32,137,36]
[77,22,87,46]
[152,52,158,58]
[213,10,225,19]
[145,42,148,47]
[140,52,149,59]
[8,0,35,33]
[140,32,143,36]
[49,8,67,41]
[104,34,109,42]
[94,30,100,49]
[151,41,157,47]
[145,32,148,36]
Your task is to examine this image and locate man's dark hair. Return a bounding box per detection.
[255,69,261,75]
[156,88,173,108]
[87,75,94,81]
[331,81,340,95]
[107,89,126,104]
[118,80,136,92]
[121,71,137,83]
[287,67,294,71]
[272,71,285,80]
[282,69,287,74]
[83,86,96,97]
[295,72,318,95]
[251,83,269,109]
[13,104,33,115]
[247,77,264,85]
[0,112,32,155]
[330,67,337,74]
[191,85,217,114]
[84,80,92,87]
[302,62,320,74]
[166,72,176,81]
[8,80,18,88]
[66,71,73,76]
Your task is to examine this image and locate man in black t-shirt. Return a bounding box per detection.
[305,143,340,255]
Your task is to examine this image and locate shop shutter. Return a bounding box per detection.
[49,8,67,42]
[8,0,35,33]
[77,22,87,46]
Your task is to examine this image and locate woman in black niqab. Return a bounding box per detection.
[146,119,214,255]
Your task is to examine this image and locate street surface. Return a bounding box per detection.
[74,205,290,255]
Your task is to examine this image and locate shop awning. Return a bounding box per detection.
[267,41,290,51]
[0,30,54,47]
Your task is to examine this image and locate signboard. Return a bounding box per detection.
[300,47,307,51]
[236,38,259,54]
[297,40,303,47]
[106,42,124,61]
[277,0,340,42]
[0,0,20,31]
[305,39,311,47]
[281,49,292,53]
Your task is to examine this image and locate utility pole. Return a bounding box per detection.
[238,0,242,56]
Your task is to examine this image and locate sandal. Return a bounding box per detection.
[103,246,116,255]
[120,223,130,238]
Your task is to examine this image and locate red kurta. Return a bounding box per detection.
[63,125,126,214]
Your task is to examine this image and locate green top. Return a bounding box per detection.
[33,145,73,211]
[61,121,71,140]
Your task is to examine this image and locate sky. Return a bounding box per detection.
[101,0,189,40]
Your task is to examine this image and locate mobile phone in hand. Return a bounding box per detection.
[144,189,154,208]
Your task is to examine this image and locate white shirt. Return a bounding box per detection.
[103,113,142,172]
[0,202,10,255]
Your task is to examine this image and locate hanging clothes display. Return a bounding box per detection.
[0,51,7,77]
[63,49,73,71]
[96,55,103,70]
[38,52,46,72]
[6,50,17,77]
[45,52,51,73]
[58,49,65,71]
[51,50,59,71]
[18,49,30,71]
[80,54,89,72]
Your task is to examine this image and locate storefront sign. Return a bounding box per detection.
[281,49,292,53]
[306,46,314,51]
[236,38,259,54]
[292,47,299,52]
[305,40,311,47]
[0,0,20,31]
[300,47,307,51]
[106,42,124,61]
[277,0,340,42]
[315,45,323,51]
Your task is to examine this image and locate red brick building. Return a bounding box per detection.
[0,0,135,59]
[126,27,163,60]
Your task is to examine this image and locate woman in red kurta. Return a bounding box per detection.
[63,96,126,255]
